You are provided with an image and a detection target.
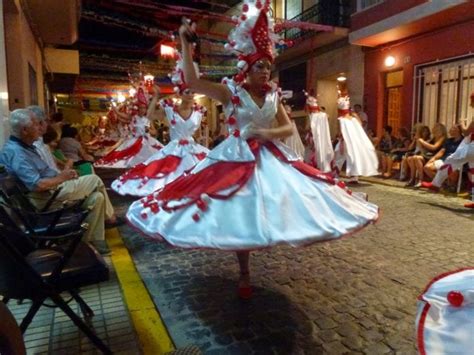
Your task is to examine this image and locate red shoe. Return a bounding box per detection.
[464,202,474,209]
[420,181,440,192]
[238,272,252,299]
[238,286,253,300]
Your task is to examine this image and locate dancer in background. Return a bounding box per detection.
[334,95,379,183]
[283,104,305,159]
[127,1,379,299]
[112,54,209,196]
[94,85,163,169]
[304,92,334,173]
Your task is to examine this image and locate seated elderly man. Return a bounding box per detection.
[28,105,72,172]
[0,108,123,252]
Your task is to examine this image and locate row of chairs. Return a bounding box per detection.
[0,172,112,354]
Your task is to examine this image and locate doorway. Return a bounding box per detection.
[385,70,403,134]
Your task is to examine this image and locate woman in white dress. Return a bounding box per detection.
[112,86,209,196]
[94,86,163,169]
[305,93,334,173]
[127,2,379,299]
[334,96,379,182]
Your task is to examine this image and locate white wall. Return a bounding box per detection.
[0,1,10,147]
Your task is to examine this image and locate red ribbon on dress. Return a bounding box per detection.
[338,109,350,116]
[148,139,341,213]
[120,155,182,181]
[98,137,143,164]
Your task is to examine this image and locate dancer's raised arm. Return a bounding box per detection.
[179,21,231,106]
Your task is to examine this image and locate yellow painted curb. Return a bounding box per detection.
[106,228,175,354]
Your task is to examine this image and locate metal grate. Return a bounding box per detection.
[413,55,474,129]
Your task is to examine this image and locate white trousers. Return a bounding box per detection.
[30,175,114,242]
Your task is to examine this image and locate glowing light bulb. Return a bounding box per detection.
[385,55,396,67]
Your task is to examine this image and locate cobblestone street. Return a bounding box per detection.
[116,183,473,354]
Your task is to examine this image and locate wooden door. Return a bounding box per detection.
[386,87,402,134]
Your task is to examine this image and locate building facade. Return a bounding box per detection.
[350,0,474,135]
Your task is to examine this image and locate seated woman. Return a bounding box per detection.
[421,124,464,188]
[59,125,95,163]
[400,124,427,181]
[376,125,398,176]
[44,127,94,176]
[381,127,411,178]
[406,123,447,187]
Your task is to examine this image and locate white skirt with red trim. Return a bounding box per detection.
[416,268,474,355]
[94,135,163,169]
[111,139,209,196]
[126,139,379,250]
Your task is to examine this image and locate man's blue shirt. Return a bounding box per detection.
[0,136,57,191]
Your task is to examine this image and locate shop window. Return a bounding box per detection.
[415,55,474,129]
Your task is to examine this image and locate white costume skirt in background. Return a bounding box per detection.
[284,121,305,159]
[309,111,334,173]
[111,138,209,196]
[335,117,378,176]
[416,268,474,354]
[94,135,163,169]
[126,136,379,251]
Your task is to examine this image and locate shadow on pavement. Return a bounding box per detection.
[177,275,320,354]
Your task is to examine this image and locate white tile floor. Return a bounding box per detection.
[7,258,141,354]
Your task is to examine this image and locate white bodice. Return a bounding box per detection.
[161,101,204,141]
[223,80,278,137]
[131,115,150,137]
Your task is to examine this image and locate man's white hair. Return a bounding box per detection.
[10,109,34,137]
[27,105,46,121]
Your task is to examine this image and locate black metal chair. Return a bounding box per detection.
[0,224,111,354]
[0,172,89,236]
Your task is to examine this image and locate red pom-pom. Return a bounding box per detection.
[447,291,464,307]
[141,212,148,219]
[192,213,200,222]
[171,119,176,125]
[196,198,208,211]
[230,40,236,47]
[227,116,237,125]
[256,1,262,9]
[241,14,247,21]
[150,202,160,214]
[231,96,241,105]
[242,4,249,12]
[234,73,245,82]
[233,130,240,138]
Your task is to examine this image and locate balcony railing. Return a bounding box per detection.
[283,1,352,41]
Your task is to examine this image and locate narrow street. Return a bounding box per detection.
[116,183,473,354]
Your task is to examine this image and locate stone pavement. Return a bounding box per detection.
[112,182,473,354]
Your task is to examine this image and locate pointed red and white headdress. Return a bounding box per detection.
[224,0,279,80]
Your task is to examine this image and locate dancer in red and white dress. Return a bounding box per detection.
[112,53,209,196]
[304,93,334,173]
[334,95,379,182]
[127,1,379,298]
[94,86,163,169]
[416,268,474,354]
[112,78,209,196]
